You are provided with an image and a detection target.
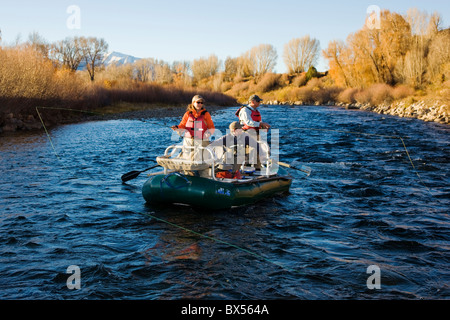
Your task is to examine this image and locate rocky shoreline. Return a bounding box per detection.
[352,99,449,124]
[1,98,448,134]
[266,98,449,124]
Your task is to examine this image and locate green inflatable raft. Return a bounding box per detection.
[142,167,292,210]
[141,144,293,210]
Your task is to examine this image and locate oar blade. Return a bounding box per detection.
[295,165,312,176]
[121,170,142,182]
[121,164,160,182]
[277,160,312,177]
[291,160,312,176]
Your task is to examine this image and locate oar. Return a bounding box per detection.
[277,161,311,176]
[121,165,160,182]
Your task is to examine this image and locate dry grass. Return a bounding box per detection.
[252,73,282,93]
[337,88,359,104]
[354,84,395,105]
[0,46,235,123]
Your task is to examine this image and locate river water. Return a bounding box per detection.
[0,105,448,300]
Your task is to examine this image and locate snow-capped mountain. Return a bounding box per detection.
[78,51,140,70]
[102,51,140,66]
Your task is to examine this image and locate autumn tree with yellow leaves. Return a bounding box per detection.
[323,8,449,90]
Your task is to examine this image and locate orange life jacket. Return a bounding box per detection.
[235,106,262,131]
[215,170,242,179]
[185,110,208,139]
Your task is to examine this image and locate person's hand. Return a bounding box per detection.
[171,125,184,136]
[203,129,215,140]
[260,122,271,129]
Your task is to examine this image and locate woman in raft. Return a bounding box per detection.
[171,95,215,161]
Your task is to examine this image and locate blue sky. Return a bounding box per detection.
[1,0,449,72]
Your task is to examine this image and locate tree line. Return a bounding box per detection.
[91,8,449,96]
[24,33,108,82]
[0,28,321,83]
[0,7,448,113]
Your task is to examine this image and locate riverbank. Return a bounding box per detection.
[1,96,448,134]
[86,103,232,122]
[0,103,233,134]
[266,97,449,124]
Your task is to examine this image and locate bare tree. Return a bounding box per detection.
[100,63,134,85]
[427,12,443,35]
[27,31,50,58]
[236,52,254,78]
[397,8,445,87]
[172,60,191,86]
[51,37,83,71]
[223,56,238,81]
[283,36,320,74]
[79,37,108,81]
[134,58,155,82]
[191,54,220,83]
[153,59,173,84]
[250,44,277,77]
[395,47,427,87]
[427,28,450,83]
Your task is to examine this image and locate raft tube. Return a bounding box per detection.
[142,168,292,210]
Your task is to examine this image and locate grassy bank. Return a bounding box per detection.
[217,71,449,123]
[0,46,236,132]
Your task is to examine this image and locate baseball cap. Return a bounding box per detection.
[249,94,263,102]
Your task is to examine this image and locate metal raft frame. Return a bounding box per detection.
[158,143,272,181]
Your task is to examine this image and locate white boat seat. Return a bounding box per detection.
[156,155,213,171]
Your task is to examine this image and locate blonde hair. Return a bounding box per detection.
[186,95,205,112]
[192,95,204,103]
[186,104,196,112]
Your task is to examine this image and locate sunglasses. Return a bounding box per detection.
[196,101,204,104]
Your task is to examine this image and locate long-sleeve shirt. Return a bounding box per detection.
[238,106,260,128]
[209,133,269,165]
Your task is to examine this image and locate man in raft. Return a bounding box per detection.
[236,94,271,135]
[235,94,270,169]
[209,121,269,178]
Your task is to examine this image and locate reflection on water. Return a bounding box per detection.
[0,106,449,299]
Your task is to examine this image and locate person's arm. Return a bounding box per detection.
[177,112,189,129]
[239,107,260,128]
[204,112,215,135]
[171,112,189,135]
[260,122,271,129]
